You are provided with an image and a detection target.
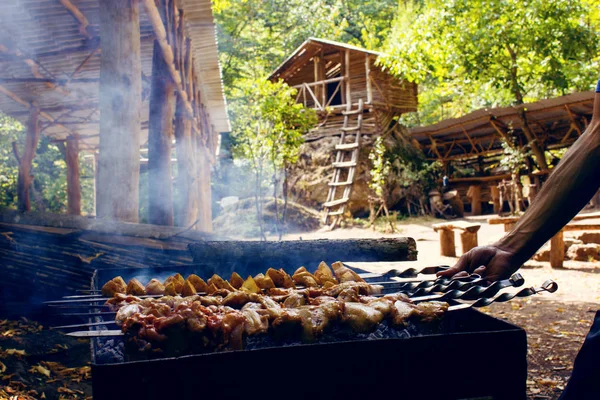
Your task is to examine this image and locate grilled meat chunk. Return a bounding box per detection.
[126,278,146,296]
[208,274,236,292]
[343,302,385,332]
[292,270,319,288]
[283,292,307,308]
[164,274,186,294]
[415,301,449,322]
[314,262,338,286]
[230,272,244,289]
[331,261,365,283]
[181,280,198,297]
[101,276,127,297]
[187,274,209,293]
[145,279,166,295]
[254,273,276,289]
[266,268,296,288]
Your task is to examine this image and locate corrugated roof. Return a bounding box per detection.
[0,0,229,152]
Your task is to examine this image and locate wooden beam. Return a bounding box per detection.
[65,136,82,215]
[344,49,351,108]
[97,0,142,222]
[175,37,198,227]
[140,0,194,117]
[16,107,40,212]
[365,54,373,104]
[0,77,98,84]
[58,0,92,38]
[0,45,69,95]
[148,38,176,226]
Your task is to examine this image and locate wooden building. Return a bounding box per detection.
[410,91,596,215]
[269,38,417,227]
[0,0,229,231]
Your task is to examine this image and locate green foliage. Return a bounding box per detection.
[381,0,600,126]
[499,139,532,175]
[368,136,390,198]
[0,113,94,214]
[213,0,399,94]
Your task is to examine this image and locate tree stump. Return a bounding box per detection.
[550,230,565,268]
[439,229,456,257]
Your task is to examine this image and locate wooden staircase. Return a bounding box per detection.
[323,99,364,229]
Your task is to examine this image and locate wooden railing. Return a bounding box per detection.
[293,76,344,111]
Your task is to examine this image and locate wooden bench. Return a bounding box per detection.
[432,221,481,257]
[488,211,600,268]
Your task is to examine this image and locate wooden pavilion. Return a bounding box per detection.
[0,0,229,231]
[410,91,596,214]
[269,38,417,226]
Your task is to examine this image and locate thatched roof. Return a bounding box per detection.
[0,0,229,151]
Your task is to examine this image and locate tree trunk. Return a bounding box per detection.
[66,136,81,215]
[16,107,40,212]
[518,110,548,171]
[97,0,142,222]
[148,40,175,226]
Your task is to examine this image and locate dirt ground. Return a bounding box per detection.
[1,217,598,399]
[280,216,600,400]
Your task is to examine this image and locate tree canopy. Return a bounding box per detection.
[379,0,600,126]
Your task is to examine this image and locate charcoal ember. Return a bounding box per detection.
[95,337,125,364]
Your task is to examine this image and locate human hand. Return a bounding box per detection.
[436,244,522,282]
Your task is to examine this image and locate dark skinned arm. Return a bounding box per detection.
[438,84,600,281]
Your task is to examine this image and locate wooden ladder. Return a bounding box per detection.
[323,99,364,229]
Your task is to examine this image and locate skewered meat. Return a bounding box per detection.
[292,269,319,287]
[283,292,306,308]
[181,280,197,297]
[222,291,260,308]
[164,282,178,296]
[337,287,359,303]
[101,276,127,297]
[230,272,244,289]
[145,279,166,295]
[266,268,296,288]
[199,295,222,306]
[415,301,449,322]
[254,273,275,289]
[241,276,262,294]
[324,281,382,297]
[343,302,385,332]
[164,274,185,294]
[126,278,146,296]
[207,274,235,292]
[187,274,208,293]
[241,308,269,335]
[332,261,365,283]
[314,262,338,286]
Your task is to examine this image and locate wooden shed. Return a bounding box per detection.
[410,91,596,215]
[269,38,417,227]
[0,0,229,231]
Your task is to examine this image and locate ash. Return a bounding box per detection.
[93,321,423,365]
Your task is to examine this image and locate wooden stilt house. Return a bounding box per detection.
[269,38,417,227]
[0,0,229,231]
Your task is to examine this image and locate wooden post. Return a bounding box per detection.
[147,39,175,226]
[196,144,213,232]
[313,51,325,108]
[97,0,142,222]
[92,152,98,215]
[65,136,81,215]
[365,54,372,104]
[344,49,351,108]
[459,230,479,254]
[16,107,40,212]
[175,38,198,227]
[490,185,501,214]
[550,230,565,268]
[468,185,482,215]
[439,229,456,257]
